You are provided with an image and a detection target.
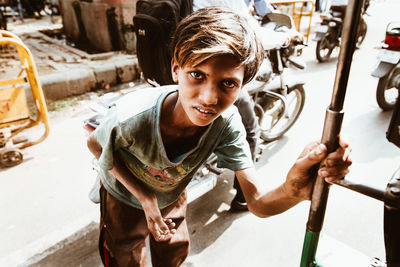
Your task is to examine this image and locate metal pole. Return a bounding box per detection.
[335,179,386,203]
[300,0,365,266]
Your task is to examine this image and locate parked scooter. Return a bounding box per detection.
[371,21,400,111]
[313,3,368,62]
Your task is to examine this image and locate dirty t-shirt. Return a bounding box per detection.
[92,85,253,209]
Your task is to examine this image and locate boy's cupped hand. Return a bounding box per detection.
[144,207,177,242]
[283,137,352,200]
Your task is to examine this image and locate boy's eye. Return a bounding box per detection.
[190,71,204,80]
[222,80,238,89]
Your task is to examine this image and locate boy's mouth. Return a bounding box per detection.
[194,106,216,116]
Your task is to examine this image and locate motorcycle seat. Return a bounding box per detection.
[320,12,333,20]
[332,11,344,19]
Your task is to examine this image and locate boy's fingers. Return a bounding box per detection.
[296,143,327,172]
[156,217,170,233]
[324,141,352,168]
[167,222,176,230]
[151,218,179,242]
[323,169,350,183]
[153,226,173,242]
[338,137,350,150]
[336,138,352,161]
[155,231,173,242]
[319,158,352,179]
[163,218,176,231]
[298,141,320,158]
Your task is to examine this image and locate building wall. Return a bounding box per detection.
[60,0,137,53]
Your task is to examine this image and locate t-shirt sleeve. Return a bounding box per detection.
[214,112,254,171]
[91,107,129,170]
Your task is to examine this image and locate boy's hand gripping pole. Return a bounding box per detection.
[299,0,365,266]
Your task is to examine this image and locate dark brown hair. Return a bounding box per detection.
[171,6,264,84]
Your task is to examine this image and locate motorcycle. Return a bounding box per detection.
[245,38,306,142]
[371,21,400,111]
[245,12,306,143]
[313,2,368,63]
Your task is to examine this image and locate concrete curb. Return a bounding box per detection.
[40,55,140,102]
[40,68,96,101]
[11,30,141,102]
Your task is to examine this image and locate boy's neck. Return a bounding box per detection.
[161,91,205,136]
[160,92,208,160]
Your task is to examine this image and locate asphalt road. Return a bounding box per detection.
[2,0,400,266]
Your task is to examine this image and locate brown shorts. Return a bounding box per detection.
[99,186,190,267]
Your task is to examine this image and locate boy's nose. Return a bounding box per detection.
[199,82,218,106]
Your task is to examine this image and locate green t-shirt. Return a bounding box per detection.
[93,85,253,209]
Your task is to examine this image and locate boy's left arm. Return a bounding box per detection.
[235,138,352,218]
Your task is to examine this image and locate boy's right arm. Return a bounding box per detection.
[87,134,176,242]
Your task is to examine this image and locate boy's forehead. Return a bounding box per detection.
[187,54,242,69]
[188,55,245,79]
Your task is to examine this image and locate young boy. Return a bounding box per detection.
[87,6,352,267]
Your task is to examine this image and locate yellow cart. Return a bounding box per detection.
[271,0,315,42]
[0,30,49,167]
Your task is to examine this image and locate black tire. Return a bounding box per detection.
[376,65,400,111]
[316,35,334,63]
[258,85,305,142]
[356,18,367,49]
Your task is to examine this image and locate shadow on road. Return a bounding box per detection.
[187,136,291,256]
[186,171,246,255]
[255,136,289,168]
[345,109,396,163]
[26,222,101,267]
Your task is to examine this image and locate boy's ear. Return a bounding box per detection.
[171,59,179,83]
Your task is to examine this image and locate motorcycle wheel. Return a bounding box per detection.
[258,85,305,142]
[356,18,367,49]
[316,35,334,63]
[376,65,400,111]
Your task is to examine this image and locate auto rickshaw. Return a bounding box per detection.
[0,30,49,167]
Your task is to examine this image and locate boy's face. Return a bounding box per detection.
[172,55,245,127]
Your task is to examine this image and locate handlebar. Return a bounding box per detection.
[292,40,307,47]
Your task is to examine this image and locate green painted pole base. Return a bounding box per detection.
[300,231,323,267]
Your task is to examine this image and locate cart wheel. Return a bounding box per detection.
[0,149,23,167]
